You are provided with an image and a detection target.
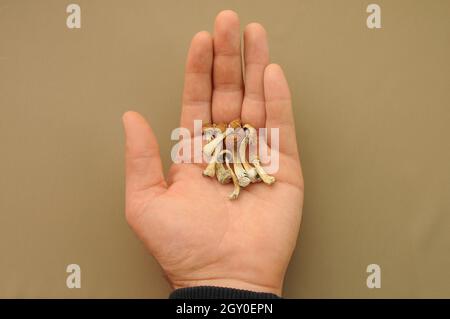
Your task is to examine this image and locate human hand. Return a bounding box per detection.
[122,10,304,296]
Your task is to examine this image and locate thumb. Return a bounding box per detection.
[122,111,167,196]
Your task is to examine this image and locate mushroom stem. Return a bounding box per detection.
[215,153,232,184]
[244,124,276,185]
[203,121,237,157]
[232,143,250,187]
[222,150,240,200]
[203,123,227,178]
[203,132,226,157]
[251,157,276,185]
[202,123,215,142]
[202,124,220,177]
[238,133,260,183]
[203,146,219,177]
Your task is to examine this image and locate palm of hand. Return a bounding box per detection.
[123,11,304,296]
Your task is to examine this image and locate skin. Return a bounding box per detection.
[122,10,304,296]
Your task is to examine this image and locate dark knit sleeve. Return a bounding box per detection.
[169,286,282,299]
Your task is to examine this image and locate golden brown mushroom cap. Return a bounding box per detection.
[229,119,242,129]
[215,123,227,133]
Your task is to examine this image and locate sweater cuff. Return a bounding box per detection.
[169,286,282,299]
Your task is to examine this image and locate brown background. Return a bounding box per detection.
[0,0,449,298]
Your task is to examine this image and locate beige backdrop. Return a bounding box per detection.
[0,0,449,298]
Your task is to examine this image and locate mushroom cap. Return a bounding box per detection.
[202,122,214,130]
[215,123,227,133]
[229,118,242,129]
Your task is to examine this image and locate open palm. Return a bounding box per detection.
[122,10,304,296]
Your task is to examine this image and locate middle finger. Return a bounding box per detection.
[212,10,244,124]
